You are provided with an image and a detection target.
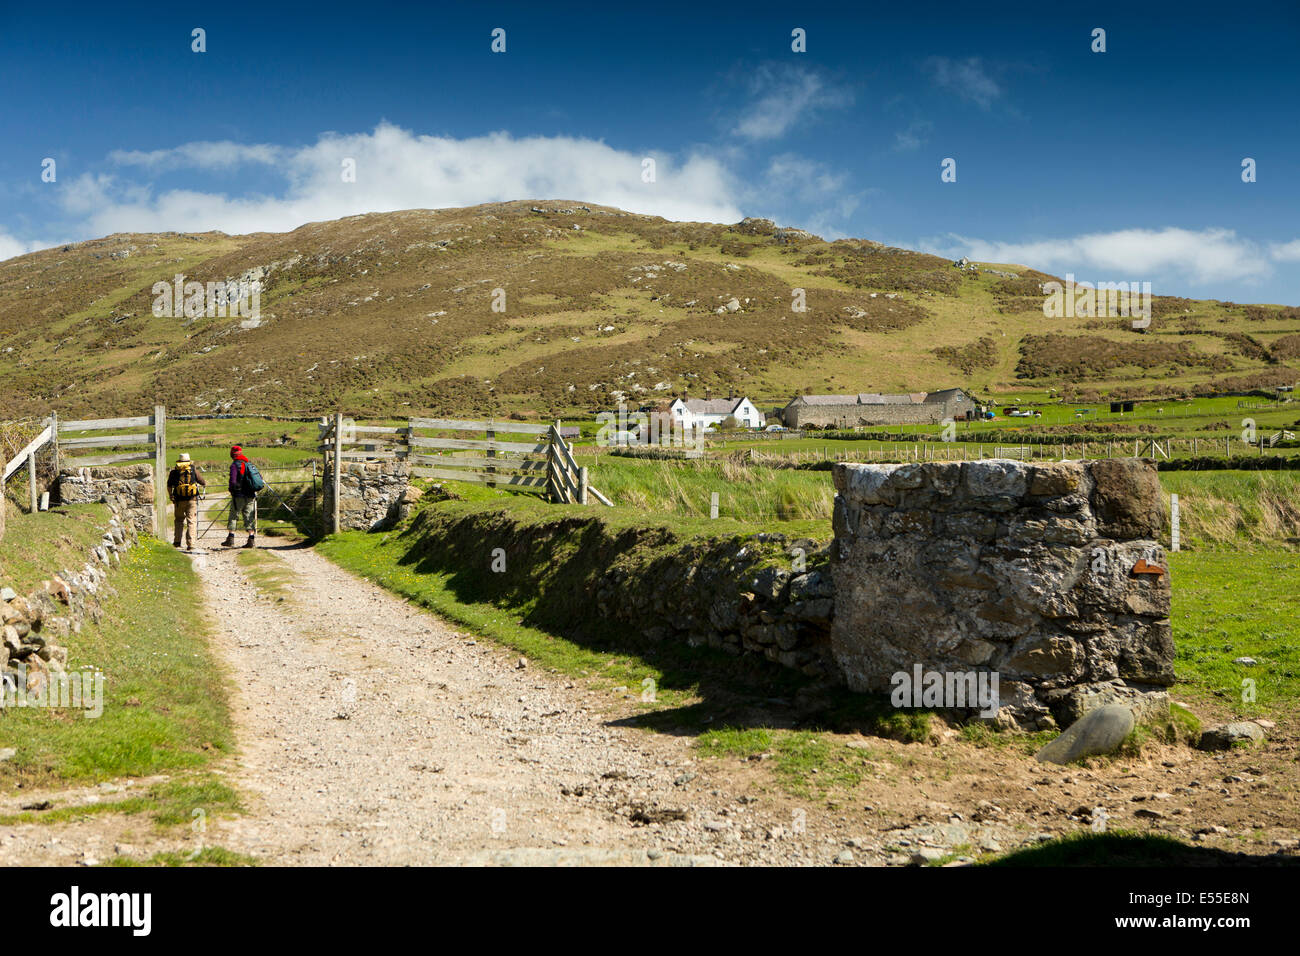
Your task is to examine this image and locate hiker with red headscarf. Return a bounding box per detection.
[224,445,260,548]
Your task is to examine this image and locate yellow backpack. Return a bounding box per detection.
[174,463,201,500]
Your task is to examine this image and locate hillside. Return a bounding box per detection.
[1,200,1298,420]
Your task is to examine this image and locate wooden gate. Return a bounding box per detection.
[408,418,552,494]
[317,414,610,534]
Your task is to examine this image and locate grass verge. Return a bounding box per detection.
[0,537,233,788]
[0,504,110,595]
[0,774,241,826]
[986,830,1298,866]
[235,549,297,604]
[104,846,259,867]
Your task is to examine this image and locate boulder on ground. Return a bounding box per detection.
[1035,703,1135,764]
[1197,721,1265,751]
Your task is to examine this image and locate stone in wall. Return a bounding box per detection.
[56,464,154,533]
[830,458,1172,729]
[325,461,415,532]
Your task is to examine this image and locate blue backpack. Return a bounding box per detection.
[240,461,266,494]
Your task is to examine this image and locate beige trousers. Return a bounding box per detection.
[173,498,199,548]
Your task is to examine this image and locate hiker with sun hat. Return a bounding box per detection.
[166,453,207,551]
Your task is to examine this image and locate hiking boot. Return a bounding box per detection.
[242,535,256,549]
[222,533,236,547]
[173,541,183,549]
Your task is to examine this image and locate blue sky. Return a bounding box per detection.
[2,0,1298,303]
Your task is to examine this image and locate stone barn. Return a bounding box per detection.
[780,388,980,429]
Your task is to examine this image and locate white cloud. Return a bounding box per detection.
[921,227,1286,285]
[924,57,1002,109]
[732,66,853,141]
[893,119,933,152]
[762,154,849,203]
[0,231,59,260]
[1271,239,1300,262]
[742,154,865,240]
[43,123,744,242]
[109,141,286,171]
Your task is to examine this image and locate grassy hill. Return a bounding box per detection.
[2,199,1298,420]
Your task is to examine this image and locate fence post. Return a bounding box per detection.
[578,466,589,505]
[1170,493,1181,552]
[546,426,556,502]
[710,491,719,519]
[332,411,343,534]
[485,422,498,489]
[50,412,59,478]
[153,405,166,535]
[27,451,37,513]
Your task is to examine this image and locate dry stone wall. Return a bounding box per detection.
[1,503,139,699]
[593,532,834,676]
[830,458,1173,729]
[56,464,155,533]
[394,506,835,676]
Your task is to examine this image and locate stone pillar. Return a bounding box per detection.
[322,460,417,531]
[830,458,1172,728]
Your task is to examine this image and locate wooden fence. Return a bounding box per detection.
[546,423,611,505]
[1,406,167,530]
[2,419,56,514]
[409,417,552,494]
[58,406,167,531]
[317,414,610,533]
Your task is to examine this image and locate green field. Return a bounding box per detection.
[1169,551,1300,718]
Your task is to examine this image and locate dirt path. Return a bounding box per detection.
[189,533,731,865]
[4,528,1298,867]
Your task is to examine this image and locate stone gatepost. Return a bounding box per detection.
[830,458,1173,729]
[322,460,420,531]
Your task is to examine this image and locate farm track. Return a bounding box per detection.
[3,528,1299,867]
[188,530,731,865]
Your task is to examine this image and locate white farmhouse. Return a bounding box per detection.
[668,396,765,432]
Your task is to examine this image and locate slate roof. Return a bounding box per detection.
[676,397,749,415]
